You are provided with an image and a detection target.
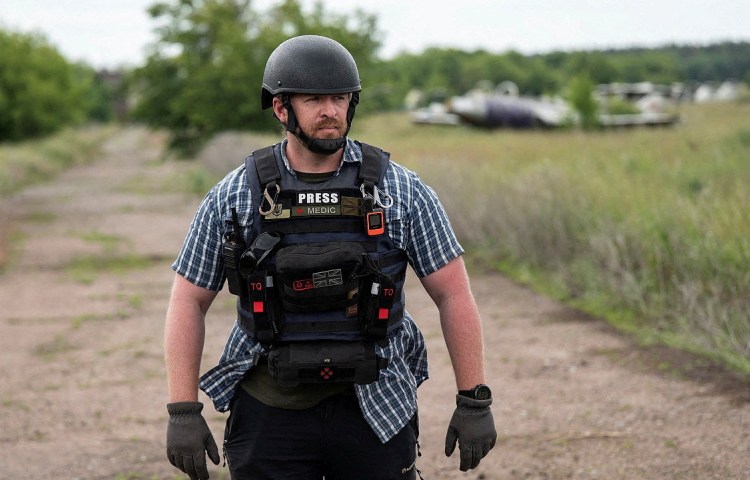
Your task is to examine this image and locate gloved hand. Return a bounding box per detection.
[444,395,497,471]
[166,402,221,480]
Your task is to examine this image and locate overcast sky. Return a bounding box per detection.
[1,0,749,69]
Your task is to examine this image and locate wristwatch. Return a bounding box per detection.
[458,384,492,400]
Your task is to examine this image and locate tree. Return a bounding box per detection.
[0,29,89,141]
[561,52,619,85]
[567,75,599,130]
[73,65,120,122]
[131,0,380,153]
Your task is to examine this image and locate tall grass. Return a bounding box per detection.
[355,102,750,374]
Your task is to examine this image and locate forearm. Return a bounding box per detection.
[437,285,486,390]
[421,256,487,390]
[164,275,216,402]
[165,308,205,401]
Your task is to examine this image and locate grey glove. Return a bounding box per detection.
[166,402,221,480]
[444,395,497,471]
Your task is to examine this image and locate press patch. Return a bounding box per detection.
[297,192,339,204]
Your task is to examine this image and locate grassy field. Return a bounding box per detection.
[3,102,748,375]
[353,102,750,374]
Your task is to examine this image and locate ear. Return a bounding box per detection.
[272,95,287,123]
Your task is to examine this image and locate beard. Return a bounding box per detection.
[302,118,346,139]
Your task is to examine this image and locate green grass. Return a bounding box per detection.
[33,334,77,359]
[354,102,750,375]
[66,253,161,284]
[79,231,129,252]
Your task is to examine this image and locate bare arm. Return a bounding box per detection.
[420,256,486,390]
[164,273,219,402]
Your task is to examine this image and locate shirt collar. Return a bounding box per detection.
[279,138,361,177]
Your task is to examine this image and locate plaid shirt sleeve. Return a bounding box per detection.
[383,160,465,277]
[172,165,250,290]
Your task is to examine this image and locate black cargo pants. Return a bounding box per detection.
[224,388,419,480]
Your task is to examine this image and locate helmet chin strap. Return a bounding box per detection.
[282,93,358,155]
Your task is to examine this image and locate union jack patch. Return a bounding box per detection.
[312,269,343,288]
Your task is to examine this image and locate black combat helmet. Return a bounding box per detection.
[261,35,361,155]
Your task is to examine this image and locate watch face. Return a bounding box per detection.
[475,385,491,400]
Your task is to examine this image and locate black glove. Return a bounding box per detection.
[166,402,221,480]
[444,395,497,471]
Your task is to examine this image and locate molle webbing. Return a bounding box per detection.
[237,142,407,344]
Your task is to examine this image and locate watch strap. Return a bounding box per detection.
[457,384,491,400]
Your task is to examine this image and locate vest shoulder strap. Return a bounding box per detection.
[247,145,279,187]
[245,142,390,188]
[357,142,390,186]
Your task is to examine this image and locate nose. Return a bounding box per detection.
[320,96,338,117]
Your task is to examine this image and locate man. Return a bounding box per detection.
[164,34,496,480]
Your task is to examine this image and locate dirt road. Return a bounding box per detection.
[1,128,748,479]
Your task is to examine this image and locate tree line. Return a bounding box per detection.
[2,0,749,146]
[0,29,116,142]
[368,42,750,110]
[130,0,750,151]
[128,0,380,152]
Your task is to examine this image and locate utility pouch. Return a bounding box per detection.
[267,340,386,388]
[275,242,367,313]
[247,271,281,346]
[360,275,397,339]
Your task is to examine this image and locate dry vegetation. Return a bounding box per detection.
[3,103,748,374]
[354,102,750,374]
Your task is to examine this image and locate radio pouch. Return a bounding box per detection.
[267,340,386,387]
[223,208,246,296]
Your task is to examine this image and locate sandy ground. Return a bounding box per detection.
[0,128,748,480]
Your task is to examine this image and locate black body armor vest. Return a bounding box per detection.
[223,142,408,386]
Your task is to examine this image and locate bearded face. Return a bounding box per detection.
[273,93,354,156]
[291,94,350,139]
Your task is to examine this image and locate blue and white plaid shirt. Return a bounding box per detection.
[173,139,463,443]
